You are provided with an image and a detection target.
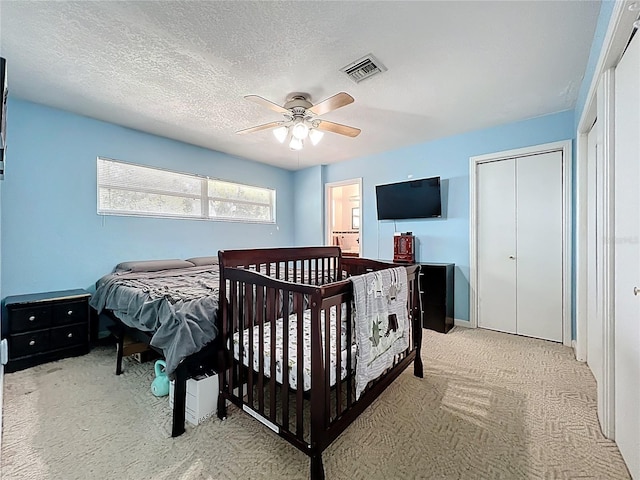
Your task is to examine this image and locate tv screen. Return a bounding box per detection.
[376,176,442,220]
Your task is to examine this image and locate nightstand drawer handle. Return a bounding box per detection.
[67,333,73,338]
[29,315,36,322]
[29,340,36,346]
[67,310,73,316]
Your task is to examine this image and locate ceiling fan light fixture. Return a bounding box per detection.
[273,126,288,143]
[289,137,303,150]
[309,128,324,146]
[291,121,309,140]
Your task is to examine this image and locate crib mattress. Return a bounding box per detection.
[232,308,354,392]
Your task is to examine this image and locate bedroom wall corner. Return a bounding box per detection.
[293,165,325,247]
[574,0,617,130]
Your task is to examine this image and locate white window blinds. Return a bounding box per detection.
[97,157,275,223]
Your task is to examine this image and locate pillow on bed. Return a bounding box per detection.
[185,256,219,266]
[115,259,195,273]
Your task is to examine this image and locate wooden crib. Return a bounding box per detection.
[217,247,422,480]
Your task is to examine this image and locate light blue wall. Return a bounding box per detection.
[574,0,617,127]
[293,165,324,246]
[299,110,575,322]
[1,98,294,297]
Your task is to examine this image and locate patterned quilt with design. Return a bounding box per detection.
[232,306,353,391]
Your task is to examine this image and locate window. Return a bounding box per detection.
[97,157,275,223]
[351,207,360,230]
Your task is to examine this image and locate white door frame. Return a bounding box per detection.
[469,140,572,347]
[324,178,363,256]
[574,0,636,440]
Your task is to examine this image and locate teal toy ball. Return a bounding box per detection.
[151,360,170,397]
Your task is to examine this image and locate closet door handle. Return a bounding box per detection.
[509,255,516,260]
[634,286,639,296]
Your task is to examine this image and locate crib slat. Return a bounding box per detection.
[310,295,326,438]
[221,279,230,399]
[230,280,238,393]
[238,281,245,398]
[346,298,353,408]
[296,294,304,438]
[324,305,331,420]
[268,287,277,422]
[245,283,254,408]
[336,302,343,416]
[282,289,290,430]
[257,285,265,413]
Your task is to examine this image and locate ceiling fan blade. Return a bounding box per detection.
[236,121,283,135]
[244,95,289,114]
[308,92,354,116]
[315,120,361,138]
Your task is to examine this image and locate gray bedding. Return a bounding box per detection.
[90,265,220,375]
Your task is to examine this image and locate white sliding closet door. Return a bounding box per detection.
[477,151,564,342]
[477,159,517,334]
[614,32,640,479]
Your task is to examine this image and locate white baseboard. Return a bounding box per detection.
[571,340,586,362]
[454,318,473,329]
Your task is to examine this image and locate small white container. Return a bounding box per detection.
[169,372,219,426]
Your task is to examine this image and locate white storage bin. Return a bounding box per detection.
[169,372,219,426]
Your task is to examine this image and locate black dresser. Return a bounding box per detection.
[3,289,91,373]
[417,263,455,334]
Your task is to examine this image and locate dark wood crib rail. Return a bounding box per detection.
[217,247,422,480]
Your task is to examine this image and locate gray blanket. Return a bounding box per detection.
[90,265,220,375]
[351,267,409,400]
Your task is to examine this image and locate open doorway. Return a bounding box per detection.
[325,179,362,257]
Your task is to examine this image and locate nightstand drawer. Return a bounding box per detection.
[3,289,91,372]
[10,330,51,358]
[50,323,87,350]
[10,305,52,333]
[52,300,88,326]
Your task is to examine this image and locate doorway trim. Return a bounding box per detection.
[324,178,363,257]
[469,140,572,347]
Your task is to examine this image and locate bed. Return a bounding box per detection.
[217,247,422,480]
[89,256,223,437]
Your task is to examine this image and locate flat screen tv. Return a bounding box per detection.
[376,176,442,220]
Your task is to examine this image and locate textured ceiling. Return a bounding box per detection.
[0,1,600,170]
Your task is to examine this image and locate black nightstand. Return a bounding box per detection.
[3,289,91,373]
[417,263,455,333]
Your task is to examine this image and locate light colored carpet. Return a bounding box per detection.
[1,328,630,480]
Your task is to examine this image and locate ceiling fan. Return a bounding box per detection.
[236,92,361,150]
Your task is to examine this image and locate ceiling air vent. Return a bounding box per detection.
[340,54,387,84]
